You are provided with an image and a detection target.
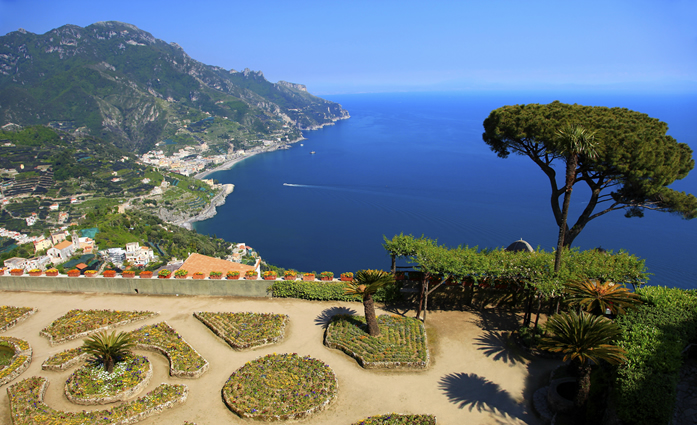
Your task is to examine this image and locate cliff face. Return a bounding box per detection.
[0,21,348,152]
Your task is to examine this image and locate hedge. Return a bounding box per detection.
[268,280,402,303]
[613,286,697,425]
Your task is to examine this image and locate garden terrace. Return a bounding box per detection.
[0,306,36,332]
[222,353,337,421]
[0,337,32,387]
[130,322,209,378]
[7,376,188,425]
[324,315,429,369]
[352,413,437,424]
[40,309,158,345]
[64,355,153,405]
[193,311,288,350]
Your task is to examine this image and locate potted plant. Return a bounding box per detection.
[320,271,334,281]
[284,270,297,280]
[245,270,258,280]
[139,270,153,279]
[263,270,277,280]
[303,272,315,281]
[10,268,24,276]
[158,269,172,279]
[45,268,59,277]
[84,270,98,277]
[67,269,80,277]
[0,268,4,275]
[394,271,406,281]
[340,272,354,282]
[28,268,43,277]
[193,271,205,280]
[103,269,117,278]
[209,271,223,279]
[226,270,240,280]
[122,270,136,278]
[174,269,188,279]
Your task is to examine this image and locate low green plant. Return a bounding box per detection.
[158,269,171,277]
[269,280,401,303]
[352,414,437,424]
[209,271,222,277]
[174,269,188,277]
[82,330,136,373]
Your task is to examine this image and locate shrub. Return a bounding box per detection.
[226,270,239,277]
[209,271,222,277]
[612,286,697,425]
[174,269,188,277]
[245,270,257,277]
[320,271,334,279]
[269,280,402,303]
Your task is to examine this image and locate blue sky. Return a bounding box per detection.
[1,0,695,94]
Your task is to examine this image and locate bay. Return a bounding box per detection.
[194,91,697,289]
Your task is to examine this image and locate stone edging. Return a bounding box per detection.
[222,361,338,421]
[64,356,153,405]
[193,312,289,350]
[41,350,89,371]
[0,307,38,333]
[323,321,430,370]
[40,311,160,345]
[0,336,32,387]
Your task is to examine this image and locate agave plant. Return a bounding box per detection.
[565,278,641,316]
[344,269,394,337]
[539,311,626,408]
[82,330,136,373]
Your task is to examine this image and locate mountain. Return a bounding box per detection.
[0,21,349,153]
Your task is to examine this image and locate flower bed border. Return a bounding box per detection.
[351,413,437,424]
[40,309,159,345]
[222,353,338,421]
[193,311,289,350]
[7,376,188,425]
[0,306,37,333]
[64,355,153,405]
[41,348,88,371]
[131,321,209,378]
[0,336,32,387]
[324,315,430,370]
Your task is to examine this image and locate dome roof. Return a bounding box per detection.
[505,239,533,252]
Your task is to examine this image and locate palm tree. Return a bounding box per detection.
[565,279,641,316]
[554,125,598,272]
[82,330,136,373]
[344,269,394,337]
[539,311,626,408]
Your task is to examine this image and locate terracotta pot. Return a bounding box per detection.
[284,275,297,281]
[226,275,240,280]
[103,271,116,278]
[303,275,315,281]
[29,271,42,277]
[0,269,4,275]
[246,275,258,280]
[263,276,276,280]
[67,272,80,277]
[321,276,333,281]
[46,271,59,277]
[209,275,223,280]
[139,272,153,279]
[193,274,205,280]
[340,277,353,282]
[122,272,136,278]
[158,274,171,279]
[175,274,188,279]
[10,270,23,276]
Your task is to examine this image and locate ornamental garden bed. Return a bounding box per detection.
[324,315,429,369]
[193,311,289,350]
[0,336,32,387]
[64,355,152,405]
[41,347,88,371]
[0,305,37,332]
[351,413,437,424]
[130,322,209,378]
[40,309,158,345]
[7,376,188,425]
[222,353,337,421]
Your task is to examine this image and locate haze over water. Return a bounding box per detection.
[195,91,697,289]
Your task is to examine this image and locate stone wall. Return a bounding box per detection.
[0,276,273,297]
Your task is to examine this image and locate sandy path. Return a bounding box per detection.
[0,291,560,424]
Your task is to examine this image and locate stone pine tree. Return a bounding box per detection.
[482,101,696,250]
[554,125,598,272]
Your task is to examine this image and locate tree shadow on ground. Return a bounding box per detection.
[314,306,358,328]
[469,308,522,331]
[473,331,529,366]
[439,372,523,416]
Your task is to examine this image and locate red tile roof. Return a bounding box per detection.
[179,253,255,276]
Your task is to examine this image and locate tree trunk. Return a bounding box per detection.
[575,362,592,408]
[363,293,380,337]
[390,254,396,275]
[533,295,543,328]
[105,355,114,373]
[554,155,578,272]
[423,279,430,324]
[416,276,425,320]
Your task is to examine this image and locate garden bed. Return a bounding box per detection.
[40,309,158,345]
[0,306,37,332]
[324,315,429,369]
[222,353,337,421]
[64,355,153,405]
[352,413,437,424]
[193,311,288,350]
[41,347,88,371]
[0,337,32,387]
[130,322,209,378]
[7,376,188,425]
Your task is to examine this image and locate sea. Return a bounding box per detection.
[194,91,697,290]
